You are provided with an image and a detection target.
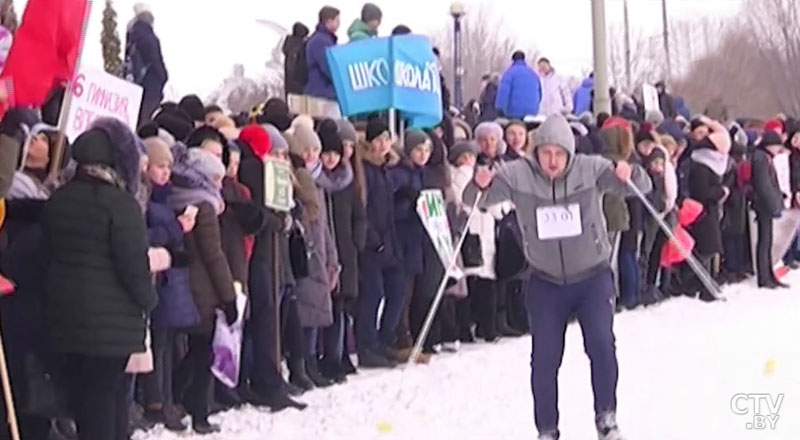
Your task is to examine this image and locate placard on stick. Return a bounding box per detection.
[64,65,143,141]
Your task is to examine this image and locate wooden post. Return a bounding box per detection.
[0,325,20,440]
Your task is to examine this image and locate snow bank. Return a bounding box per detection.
[140,272,800,440]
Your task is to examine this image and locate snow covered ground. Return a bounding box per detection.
[140,272,800,440]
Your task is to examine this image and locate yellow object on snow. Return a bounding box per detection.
[376,421,394,433]
[764,359,776,376]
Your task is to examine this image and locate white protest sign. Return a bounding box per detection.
[642,83,661,114]
[65,66,143,141]
[416,189,462,278]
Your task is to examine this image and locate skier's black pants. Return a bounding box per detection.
[525,268,618,433]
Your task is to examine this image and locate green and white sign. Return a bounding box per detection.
[416,189,461,278]
[264,157,293,212]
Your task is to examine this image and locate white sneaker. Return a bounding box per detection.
[596,412,625,440]
[442,341,460,353]
[538,430,560,440]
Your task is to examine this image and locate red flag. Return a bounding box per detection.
[0,0,89,113]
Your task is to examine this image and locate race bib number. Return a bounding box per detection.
[536,204,582,240]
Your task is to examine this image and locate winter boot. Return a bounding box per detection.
[144,406,188,432]
[537,430,560,440]
[129,403,156,434]
[596,412,625,440]
[459,327,475,343]
[341,353,358,375]
[319,358,348,384]
[191,417,221,435]
[640,285,664,306]
[288,357,315,392]
[251,388,308,412]
[497,311,523,337]
[305,356,334,388]
[358,349,397,369]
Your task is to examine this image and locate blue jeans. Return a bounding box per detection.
[357,264,406,353]
[525,269,618,433]
[618,249,640,309]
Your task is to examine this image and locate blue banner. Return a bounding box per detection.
[326,35,442,128]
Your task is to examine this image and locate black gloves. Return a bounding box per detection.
[222,301,238,326]
[0,108,40,144]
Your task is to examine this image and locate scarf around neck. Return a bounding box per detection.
[691,148,729,177]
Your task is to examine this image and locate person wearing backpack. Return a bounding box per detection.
[282,22,310,113]
[126,6,169,128]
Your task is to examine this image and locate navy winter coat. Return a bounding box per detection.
[361,155,402,268]
[147,185,198,329]
[127,20,168,93]
[388,162,426,275]
[304,24,338,100]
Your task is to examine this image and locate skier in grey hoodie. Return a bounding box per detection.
[464,114,652,440]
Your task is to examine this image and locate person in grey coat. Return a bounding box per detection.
[464,114,652,440]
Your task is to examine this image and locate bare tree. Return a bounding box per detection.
[743,0,800,116]
[432,5,538,105]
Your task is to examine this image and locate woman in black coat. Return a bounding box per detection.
[687,118,731,300]
[43,119,157,440]
[752,132,789,289]
[316,120,366,381]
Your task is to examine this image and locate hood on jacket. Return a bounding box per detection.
[359,139,400,167]
[580,77,594,89]
[73,118,145,195]
[599,126,634,162]
[348,19,377,41]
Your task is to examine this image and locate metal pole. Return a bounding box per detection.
[453,15,463,110]
[662,0,672,81]
[407,192,482,367]
[627,181,724,300]
[623,0,632,93]
[591,0,611,115]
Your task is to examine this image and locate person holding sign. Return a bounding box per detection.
[464,114,652,440]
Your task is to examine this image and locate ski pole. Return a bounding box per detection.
[627,180,724,300]
[406,191,483,368]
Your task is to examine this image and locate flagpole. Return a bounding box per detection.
[48,0,93,183]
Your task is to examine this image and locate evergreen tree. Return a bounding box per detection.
[101,0,123,77]
[0,0,17,35]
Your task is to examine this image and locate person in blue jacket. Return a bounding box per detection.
[304,7,341,114]
[573,74,594,115]
[495,51,542,119]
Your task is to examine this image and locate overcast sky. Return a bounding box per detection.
[19,0,744,99]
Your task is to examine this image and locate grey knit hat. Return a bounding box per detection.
[186,148,225,180]
[336,119,358,145]
[361,3,382,22]
[262,124,288,153]
[448,140,479,165]
[403,129,431,157]
[534,114,576,156]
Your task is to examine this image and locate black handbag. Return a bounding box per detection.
[460,233,484,268]
[289,226,310,279]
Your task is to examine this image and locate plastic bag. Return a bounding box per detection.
[211,283,247,388]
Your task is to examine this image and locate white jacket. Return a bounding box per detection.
[539,70,573,116]
[451,164,508,280]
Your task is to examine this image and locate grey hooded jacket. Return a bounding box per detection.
[463,115,652,285]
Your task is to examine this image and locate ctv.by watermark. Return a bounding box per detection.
[730,393,785,430]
